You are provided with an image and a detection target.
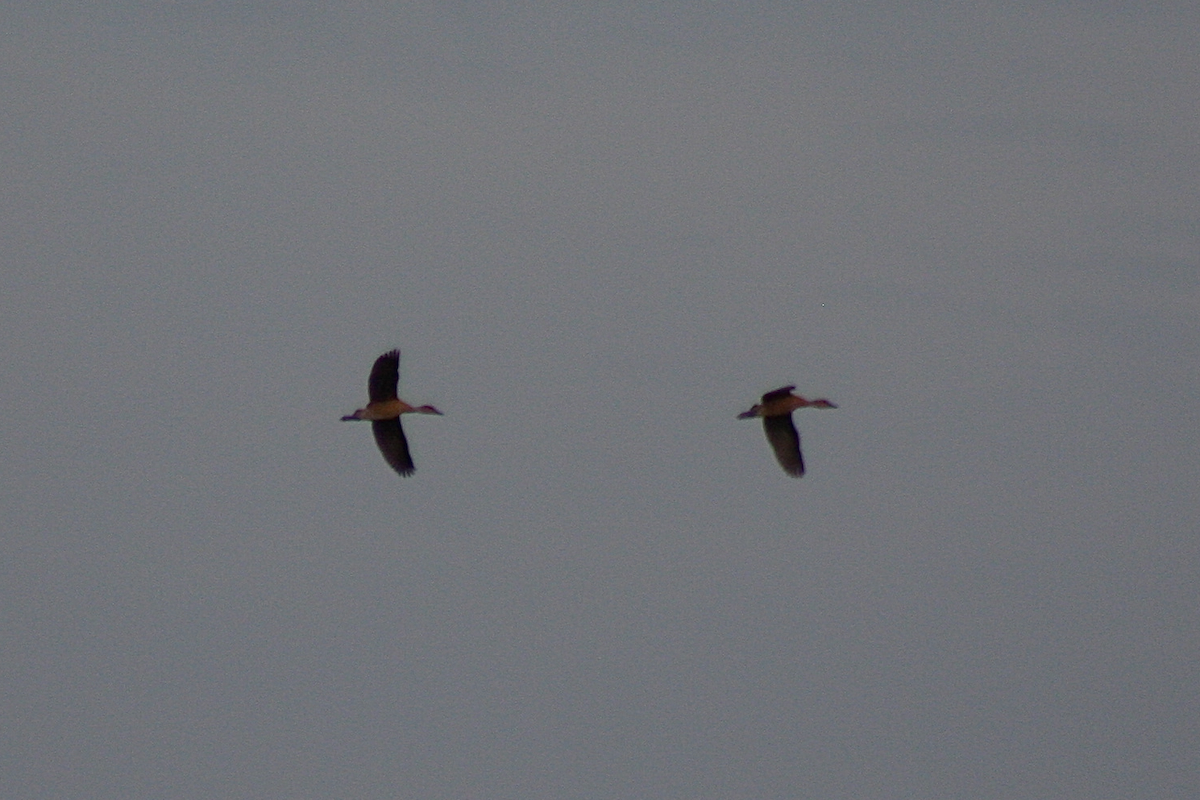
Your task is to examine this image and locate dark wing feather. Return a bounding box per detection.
[763,414,805,477]
[761,385,797,404]
[371,418,415,476]
[368,350,400,403]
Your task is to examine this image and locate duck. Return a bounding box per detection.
[341,349,442,476]
[738,385,836,477]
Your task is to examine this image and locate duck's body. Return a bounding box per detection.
[738,385,836,477]
[342,350,442,476]
[342,397,420,422]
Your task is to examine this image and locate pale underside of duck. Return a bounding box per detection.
[738,385,837,477]
[341,350,442,477]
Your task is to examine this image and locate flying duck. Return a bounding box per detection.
[738,385,836,477]
[341,350,442,476]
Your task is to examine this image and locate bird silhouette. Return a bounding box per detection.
[738,385,836,477]
[341,350,442,476]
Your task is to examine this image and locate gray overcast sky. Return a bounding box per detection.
[2,3,1198,798]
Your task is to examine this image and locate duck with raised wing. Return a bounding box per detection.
[342,349,442,476]
[738,385,836,477]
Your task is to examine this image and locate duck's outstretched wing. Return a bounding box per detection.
[761,385,796,404]
[763,415,805,477]
[372,418,415,476]
[368,350,401,403]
